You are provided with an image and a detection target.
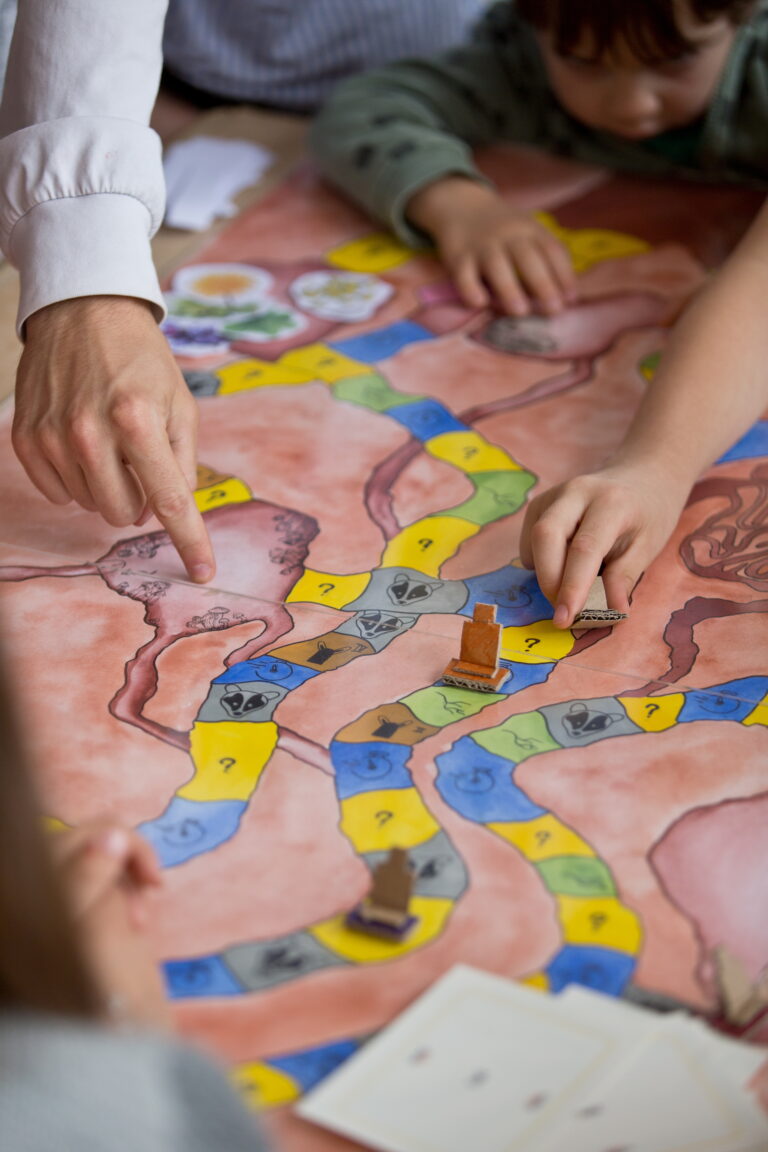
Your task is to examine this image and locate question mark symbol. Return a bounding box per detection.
[375,810,394,826]
[219,757,236,773]
[418,538,433,551]
[644,703,660,716]
[525,637,540,651]
[207,488,227,502]
[318,582,335,595]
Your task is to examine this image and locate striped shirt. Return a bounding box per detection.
[163,0,488,111]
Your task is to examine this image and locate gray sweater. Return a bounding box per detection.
[0,1014,269,1151]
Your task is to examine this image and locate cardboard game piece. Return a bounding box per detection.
[442,603,510,693]
[346,847,419,941]
[713,945,768,1027]
[574,577,628,629]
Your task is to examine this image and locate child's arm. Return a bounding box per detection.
[520,198,768,627]
[310,13,574,314]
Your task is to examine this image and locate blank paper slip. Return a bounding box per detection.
[163,136,274,231]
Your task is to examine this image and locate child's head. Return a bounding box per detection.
[517,0,754,139]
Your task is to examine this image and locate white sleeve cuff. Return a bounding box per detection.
[9,193,166,337]
[0,116,166,336]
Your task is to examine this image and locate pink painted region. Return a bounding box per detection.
[97,500,317,606]
[651,794,768,986]
[417,281,462,307]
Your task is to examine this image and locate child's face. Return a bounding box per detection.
[536,7,738,139]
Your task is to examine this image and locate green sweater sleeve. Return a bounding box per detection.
[310,7,546,247]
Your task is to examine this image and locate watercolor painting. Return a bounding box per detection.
[0,147,766,1150]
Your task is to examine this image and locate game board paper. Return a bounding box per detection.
[0,146,766,1150]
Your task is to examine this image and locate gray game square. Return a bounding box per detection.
[363,830,468,901]
[223,930,345,991]
[540,696,643,749]
[346,567,469,616]
[337,608,418,651]
[196,680,289,723]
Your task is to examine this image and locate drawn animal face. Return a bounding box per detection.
[562,702,623,737]
[221,685,279,718]
[388,572,441,606]
[356,610,415,638]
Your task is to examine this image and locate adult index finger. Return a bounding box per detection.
[124,428,215,583]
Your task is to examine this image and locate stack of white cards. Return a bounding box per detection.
[298,965,768,1152]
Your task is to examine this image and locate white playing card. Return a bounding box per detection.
[298,966,642,1152]
[540,1022,768,1152]
[556,984,663,1043]
[661,1015,768,1144]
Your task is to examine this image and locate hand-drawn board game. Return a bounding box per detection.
[1,147,767,1150]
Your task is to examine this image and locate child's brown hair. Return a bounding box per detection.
[516,0,754,65]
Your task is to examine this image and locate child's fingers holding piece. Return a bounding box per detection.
[553,504,626,627]
[600,561,634,616]
[522,488,587,607]
[601,532,655,614]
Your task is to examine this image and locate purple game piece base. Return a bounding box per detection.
[345,907,419,942]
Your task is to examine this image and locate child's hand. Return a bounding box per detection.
[407,177,576,316]
[520,464,690,628]
[52,822,170,1029]
[15,296,215,585]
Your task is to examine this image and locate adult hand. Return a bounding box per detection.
[14,296,215,583]
[52,821,170,1029]
[520,463,690,628]
[407,177,576,316]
